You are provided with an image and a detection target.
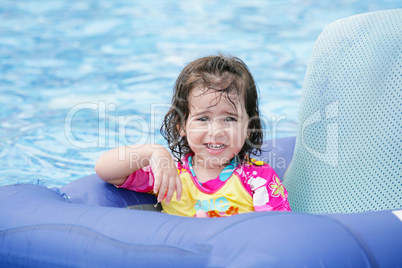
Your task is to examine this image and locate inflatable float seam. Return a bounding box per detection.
[0,224,204,253]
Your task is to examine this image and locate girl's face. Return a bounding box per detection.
[181,86,249,168]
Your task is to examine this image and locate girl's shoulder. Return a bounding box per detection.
[236,157,276,178]
[234,158,281,194]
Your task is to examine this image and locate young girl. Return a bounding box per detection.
[95,55,291,217]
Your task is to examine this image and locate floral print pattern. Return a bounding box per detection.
[269,176,286,199]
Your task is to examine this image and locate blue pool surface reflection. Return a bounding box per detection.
[0,0,400,187]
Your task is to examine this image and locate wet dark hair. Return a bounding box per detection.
[160,54,263,162]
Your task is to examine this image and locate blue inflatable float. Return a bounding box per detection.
[1,9,401,268]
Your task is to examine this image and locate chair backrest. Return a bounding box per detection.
[283,9,402,213]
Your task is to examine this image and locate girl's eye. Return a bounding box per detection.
[198,116,209,121]
[225,117,237,122]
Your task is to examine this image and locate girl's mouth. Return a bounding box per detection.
[205,143,227,155]
[206,143,226,149]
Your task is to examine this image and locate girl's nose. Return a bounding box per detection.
[208,120,225,137]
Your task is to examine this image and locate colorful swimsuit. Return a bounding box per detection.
[118,154,291,217]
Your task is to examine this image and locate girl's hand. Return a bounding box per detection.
[149,146,182,204]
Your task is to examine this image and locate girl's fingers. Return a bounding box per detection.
[157,173,169,203]
[153,175,160,194]
[175,175,182,201]
[165,174,177,204]
[149,172,153,187]
[152,167,181,204]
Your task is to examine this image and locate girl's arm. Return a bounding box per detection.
[95,144,182,204]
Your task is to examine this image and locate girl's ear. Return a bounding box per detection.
[177,124,186,137]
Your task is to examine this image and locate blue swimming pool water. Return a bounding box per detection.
[0,0,400,187]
